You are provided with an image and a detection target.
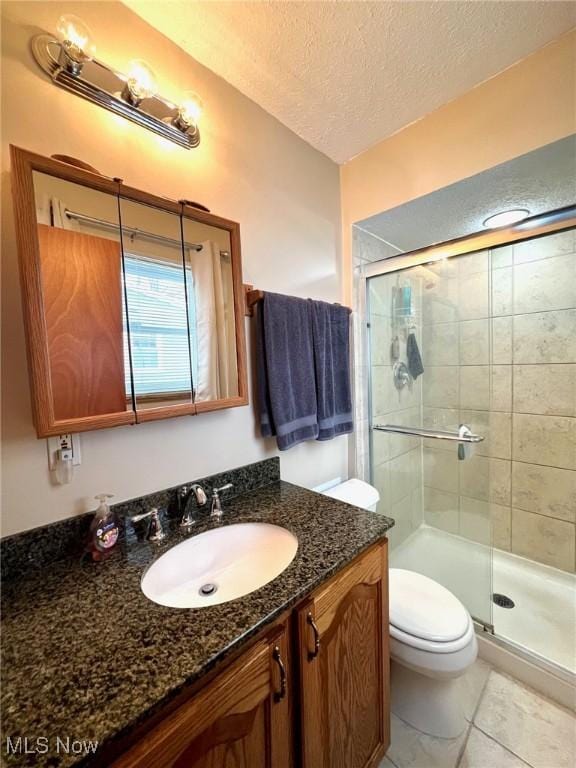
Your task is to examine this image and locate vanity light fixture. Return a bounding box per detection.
[32,16,202,149]
[482,209,530,229]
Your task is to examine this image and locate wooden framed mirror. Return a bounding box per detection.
[10,146,248,438]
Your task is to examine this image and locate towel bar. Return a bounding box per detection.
[372,424,484,443]
[244,284,265,316]
[243,284,351,317]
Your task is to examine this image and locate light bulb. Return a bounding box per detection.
[483,209,530,229]
[56,14,96,63]
[124,59,158,105]
[177,92,203,127]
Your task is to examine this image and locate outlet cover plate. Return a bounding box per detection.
[47,434,82,471]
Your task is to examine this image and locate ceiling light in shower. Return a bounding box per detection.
[482,209,530,229]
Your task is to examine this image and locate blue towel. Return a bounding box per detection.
[256,293,319,450]
[309,300,354,440]
[406,332,424,379]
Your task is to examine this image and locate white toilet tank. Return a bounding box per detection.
[320,479,380,512]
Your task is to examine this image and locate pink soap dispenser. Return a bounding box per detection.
[87,494,119,561]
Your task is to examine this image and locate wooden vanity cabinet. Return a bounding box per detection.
[297,542,390,768]
[112,622,293,768]
[112,541,389,768]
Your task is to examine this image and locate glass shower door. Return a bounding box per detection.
[367,253,494,628]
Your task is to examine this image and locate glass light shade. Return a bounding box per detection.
[177,92,203,127]
[56,14,96,62]
[483,209,530,229]
[126,59,158,102]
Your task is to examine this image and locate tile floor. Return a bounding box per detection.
[380,660,576,768]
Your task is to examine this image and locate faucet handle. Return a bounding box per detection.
[130,508,165,542]
[210,483,233,520]
[213,483,233,496]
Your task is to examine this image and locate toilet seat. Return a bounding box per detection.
[389,568,471,651]
[390,614,474,653]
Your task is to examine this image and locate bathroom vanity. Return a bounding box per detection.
[1,460,393,768]
[114,541,388,768]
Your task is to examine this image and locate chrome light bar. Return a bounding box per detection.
[31,34,201,150]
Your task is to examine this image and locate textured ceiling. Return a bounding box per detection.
[357,136,576,257]
[123,1,575,163]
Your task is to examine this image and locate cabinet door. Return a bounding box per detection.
[18,161,137,436]
[297,541,390,768]
[37,224,127,420]
[113,625,292,768]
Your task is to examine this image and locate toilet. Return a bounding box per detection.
[321,478,380,512]
[320,478,478,739]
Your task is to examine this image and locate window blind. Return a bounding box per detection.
[123,255,196,397]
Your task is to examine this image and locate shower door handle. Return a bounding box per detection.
[372,423,484,444]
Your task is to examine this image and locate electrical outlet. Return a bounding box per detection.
[47,434,82,471]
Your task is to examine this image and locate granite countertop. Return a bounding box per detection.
[1,481,393,768]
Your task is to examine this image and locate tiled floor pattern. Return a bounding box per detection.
[380,660,576,768]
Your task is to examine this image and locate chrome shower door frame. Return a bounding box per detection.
[354,205,576,634]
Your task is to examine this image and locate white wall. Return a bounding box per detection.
[0,1,346,536]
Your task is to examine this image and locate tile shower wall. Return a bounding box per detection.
[369,271,424,548]
[422,229,576,573]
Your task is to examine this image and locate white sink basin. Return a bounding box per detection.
[141,523,298,608]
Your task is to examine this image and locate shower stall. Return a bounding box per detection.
[354,208,576,693]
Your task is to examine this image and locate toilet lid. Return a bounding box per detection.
[389,569,470,643]
[322,479,379,509]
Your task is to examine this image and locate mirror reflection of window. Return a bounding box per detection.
[119,199,193,410]
[32,172,132,419]
[122,255,192,397]
[182,218,238,402]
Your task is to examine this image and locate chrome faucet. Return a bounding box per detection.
[179,484,207,529]
[210,483,234,520]
[130,508,165,542]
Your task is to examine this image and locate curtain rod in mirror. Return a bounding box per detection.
[64,209,230,257]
